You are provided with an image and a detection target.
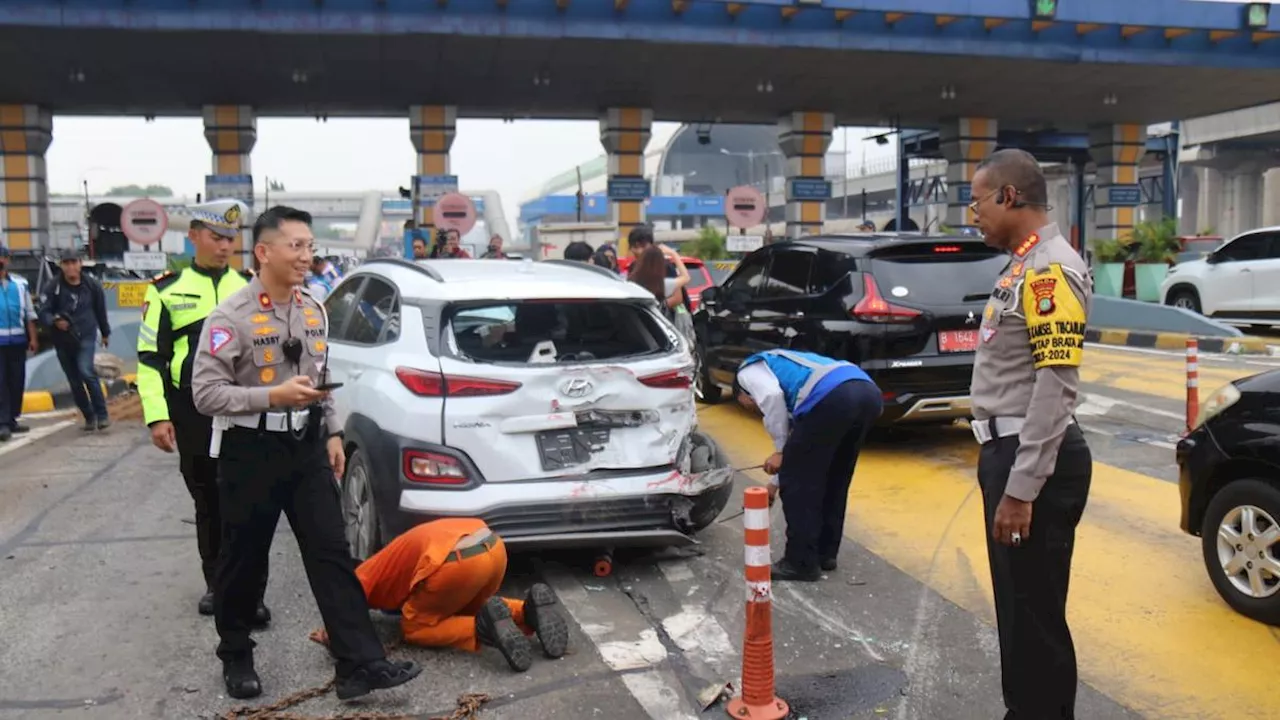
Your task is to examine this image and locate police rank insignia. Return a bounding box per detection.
[251,314,270,324]
[1031,277,1058,315]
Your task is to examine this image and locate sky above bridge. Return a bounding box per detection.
[46,116,896,234]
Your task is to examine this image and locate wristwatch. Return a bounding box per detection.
[328,430,345,442]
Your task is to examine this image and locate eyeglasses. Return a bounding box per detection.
[968,187,1003,213]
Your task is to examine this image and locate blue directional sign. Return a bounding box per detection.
[956,184,973,204]
[789,178,833,201]
[607,177,652,201]
[1106,184,1142,207]
[205,174,254,203]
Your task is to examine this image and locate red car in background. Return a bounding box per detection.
[618,255,715,312]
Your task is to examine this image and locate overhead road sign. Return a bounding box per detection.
[725,186,767,229]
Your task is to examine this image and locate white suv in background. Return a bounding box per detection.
[1161,227,1280,324]
[322,258,733,560]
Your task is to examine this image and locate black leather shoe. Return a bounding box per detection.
[772,560,821,582]
[0,427,10,442]
[10,422,29,434]
[248,602,271,629]
[223,658,262,699]
[476,596,533,671]
[198,591,214,616]
[524,582,569,659]
[335,658,422,700]
[820,557,838,572]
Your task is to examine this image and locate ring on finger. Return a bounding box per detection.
[1011,531,1022,546]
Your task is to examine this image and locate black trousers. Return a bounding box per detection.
[778,379,883,571]
[0,343,26,428]
[213,426,383,675]
[978,423,1092,720]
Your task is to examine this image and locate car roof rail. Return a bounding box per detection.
[543,258,624,281]
[361,256,444,282]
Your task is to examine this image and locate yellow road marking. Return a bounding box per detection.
[700,403,1277,720]
[1084,346,1260,401]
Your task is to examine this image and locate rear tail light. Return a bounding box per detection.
[851,274,922,324]
[403,450,469,485]
[639,368,693,389]
[395,367,522,397]
[932,245,962,253]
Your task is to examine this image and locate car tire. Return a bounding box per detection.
[686,432,734,532]
[694,344,722,405]
[342,447,382,562]
[1200,478,1280,626]
[1167,287,1202,315]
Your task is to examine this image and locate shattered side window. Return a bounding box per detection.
[447,300,674,364]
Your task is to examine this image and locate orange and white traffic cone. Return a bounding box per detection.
[726,486,789,720]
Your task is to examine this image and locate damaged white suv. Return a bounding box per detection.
[323,257,734,560]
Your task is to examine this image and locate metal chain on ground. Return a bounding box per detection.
[219,688,490,720]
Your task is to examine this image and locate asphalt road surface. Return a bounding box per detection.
[0,343,1274,719]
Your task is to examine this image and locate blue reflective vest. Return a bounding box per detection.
[0,275,32,347]
[740,349,872,417]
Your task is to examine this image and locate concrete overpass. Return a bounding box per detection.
[46,189,513,257]
[3,0,1280,257]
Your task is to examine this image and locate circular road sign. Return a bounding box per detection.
[724,185,766,229]
[433,193,477,236]
[120,198,169,246]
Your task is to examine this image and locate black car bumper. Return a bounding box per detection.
[1177,424,1227,536]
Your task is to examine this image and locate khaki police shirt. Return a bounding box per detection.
[970,223,1092,502]
[190,276,337,436]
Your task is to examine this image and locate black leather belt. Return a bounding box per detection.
[443,534,497,564]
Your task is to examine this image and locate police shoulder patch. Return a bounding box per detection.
[209,326,234,355]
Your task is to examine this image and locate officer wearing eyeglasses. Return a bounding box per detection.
[968,149,1093,720]
[191,206,421,701]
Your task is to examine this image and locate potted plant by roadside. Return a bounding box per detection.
[1130,217,1181,302]
[1088,237,1130,298]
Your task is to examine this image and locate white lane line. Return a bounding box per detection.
[660,604,737,678]
[1076,392,1184,421]
[544,568,700,720]
[0,420,76,459]
[657,560,694,584]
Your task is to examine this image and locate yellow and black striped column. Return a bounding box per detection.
[409,105,457,232]
[1089,124,1147,242]
[0,105,52,251]
[599,108,652,254]
[777,111,833,239]
[202,105,256,269]
[940,117,998,227]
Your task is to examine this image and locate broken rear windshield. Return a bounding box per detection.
[447,300,675,364]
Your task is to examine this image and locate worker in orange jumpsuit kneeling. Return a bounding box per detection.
[310,518,568,672]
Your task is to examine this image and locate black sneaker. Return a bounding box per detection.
[10,422,29,434]
[96,418,111,431]
[772,559,821,583]
[476,596,533,671]
[0,427,9,442]
[222,657,262,699]
[335,658,422,701]
[820,557,838,572]
[524,583,568,659]
[81,420,95,432]
[198,591,214,616]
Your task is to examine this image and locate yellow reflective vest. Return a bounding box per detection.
[136,265,251,425]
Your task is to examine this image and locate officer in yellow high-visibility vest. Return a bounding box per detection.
[136,199,270,622]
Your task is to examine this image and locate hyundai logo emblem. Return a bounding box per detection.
[560,377,594,398]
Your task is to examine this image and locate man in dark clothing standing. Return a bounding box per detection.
[38,249,111,431]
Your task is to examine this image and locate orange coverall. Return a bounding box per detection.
[355,518,529,652]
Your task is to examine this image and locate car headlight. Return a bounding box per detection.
[1195,382,1242,429]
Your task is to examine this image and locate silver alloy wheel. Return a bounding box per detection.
[343,459,375,561]
[1216,504,1280,599]
[1173,295,1197,311]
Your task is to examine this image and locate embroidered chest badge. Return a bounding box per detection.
[209,327,233,355]
[1031,277,1058,316]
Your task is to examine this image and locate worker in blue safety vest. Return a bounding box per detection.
[732,349,883,582]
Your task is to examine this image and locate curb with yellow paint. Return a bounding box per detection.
[22,373,136,415]
[1086,327,1279,356]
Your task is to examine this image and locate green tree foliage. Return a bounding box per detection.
[106,184,174,197]
[1129,216,1181,263]
[680,226,730,260]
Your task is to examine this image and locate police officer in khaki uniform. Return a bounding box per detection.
[968,149,1093,719]
[136,199,271,621]
[192,206,421,700]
